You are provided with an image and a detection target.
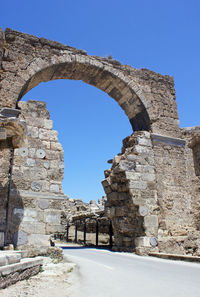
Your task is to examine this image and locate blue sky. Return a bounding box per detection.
[1,0,200,202]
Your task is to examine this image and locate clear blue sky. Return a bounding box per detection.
[1,0,200,202]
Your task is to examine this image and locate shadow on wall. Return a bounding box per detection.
[0,180,24,247]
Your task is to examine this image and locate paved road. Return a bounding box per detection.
[63,247,200,297]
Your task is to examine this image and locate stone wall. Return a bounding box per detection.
[4,100,69,247]
[103,131,200,255]
[2,100,107,248]
[13,100,64,195]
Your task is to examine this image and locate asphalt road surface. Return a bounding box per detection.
[63,247,200,297]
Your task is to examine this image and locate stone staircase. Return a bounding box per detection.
[0,251,43,289]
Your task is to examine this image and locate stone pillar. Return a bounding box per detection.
[8,100,69,248]
[103,131,159,254]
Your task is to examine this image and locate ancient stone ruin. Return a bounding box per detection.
[0,28,200,256]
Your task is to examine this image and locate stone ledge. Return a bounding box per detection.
[151,134,186,147]
[149,252,200,263]
[0,252,21,267]
[0,263,41,289]
[0,250,28,259]
[0,257,43,276]
[11,190,69,200]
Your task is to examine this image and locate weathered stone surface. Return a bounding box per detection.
[139,206,148,216]
[43,160,50,169]
[13,208,24,220]
[50,184,60,193]
[23,209,38,222]
[26,158,35,167]
[31,181,42,192]
[36,149,46,159]
[150,237,158,247]
[13,231,28,246]
[0,257,42,289]
[20,220,46,234]
[39,129,58,141]
[38,199,49,210]
[19,147,28,157]
[0,232,4,247]
[45,210,60,224]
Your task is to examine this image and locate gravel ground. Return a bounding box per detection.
[1,256,78,297]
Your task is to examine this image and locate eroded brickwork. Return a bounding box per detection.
[103,132,159,253]
[13,100,64,195]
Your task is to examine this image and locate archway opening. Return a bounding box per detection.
[20,79,133,202]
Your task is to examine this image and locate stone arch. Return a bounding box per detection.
[1,29,180,136]
[17,60,150,132]
[2,29,195,256]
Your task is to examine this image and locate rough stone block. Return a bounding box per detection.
[43,160,50,169]
[41,141,51,149]
[50,142,63,151]
[27,234,49,246]
[31,181,42,192]
[45,210,61,224]
[58,161,65,169]
[137,137,152,147]
[26,158,35,167]
[36,149,46,159]
[13,208,24,220]
[39,129,58,141]
[142,165,155,174]
[144,215,158,229]
[38,199,49,210]
[150,237,158,247]
[135,236,151,247]
[41,180,50,192]
[13,231,28,246]
[125,171,140,180]
[6,253,21,265]
[43,119,53,129]
[129,180,147,190]
[46,224,64,233]
[21,222,46,234]
[0,255,6,267]
[141,173,155,182]
[139,206,148,216]
[28,148,36,158]
[23,209,38,222]
[27,126,39,138]
[0,128,7,140]
[19,147,28,157]
[119,160,136,171]
[50,184,60,193]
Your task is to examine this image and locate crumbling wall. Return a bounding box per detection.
[103,131,200,256]
[13,100,64,195]
[103,132,159,254]
[6,100,68,247]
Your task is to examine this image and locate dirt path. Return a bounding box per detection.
[1,257,78,297]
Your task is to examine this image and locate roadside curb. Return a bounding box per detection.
[149,252,200,263]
